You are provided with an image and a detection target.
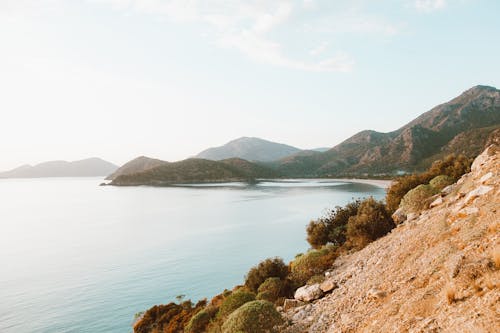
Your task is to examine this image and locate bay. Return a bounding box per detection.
[0,178,386,332]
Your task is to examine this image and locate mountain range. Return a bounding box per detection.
[108,85,499,185]
[0,158,118,179]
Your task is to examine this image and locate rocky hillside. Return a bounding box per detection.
[281,145,499,332]
[106,156,167,180]
[275,85,500,176]
[110,158,278,186]
[195,137,301,162]
[0,157,118,178]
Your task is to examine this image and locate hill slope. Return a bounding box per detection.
[195,137,301,162]
[283,145,500,332]
[0,158,118,178]
[106,156,167,180]
[275,85,500,176]
[110,158,278,186]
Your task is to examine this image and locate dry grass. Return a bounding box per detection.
[492,246,500,269]
[445,284,456,304]
[484,274,496,290]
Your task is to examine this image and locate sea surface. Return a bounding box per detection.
[0,177,386,333]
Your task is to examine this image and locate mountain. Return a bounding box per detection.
[106,156,167,180]
[274,85,500,176]
[110,158,278,186]
[0,158,118,179]
[195,137,301,162]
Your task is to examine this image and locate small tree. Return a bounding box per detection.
[244,257,289,292]
[346,197,394,250]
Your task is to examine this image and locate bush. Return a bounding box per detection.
[399,184,438,214]
[134,299,207,333]
[256,277,287,303]
[386,154,471,214]
[245,257,289,292]
[218,290,255,318]
[290,246,337,285]
[221,300,283,333]
[186,309,213,333]
[306,200,361,249]
[346,197,394,250]
[429,175,454,191]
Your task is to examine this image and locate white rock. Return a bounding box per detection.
[294,284,324,302]
[407,212,419,221]
[471,147,492,172]
[464,185,493,203]
[441,184,455,195]
[480,172,493,183]
[430,196,443,208]
[458,206,479,215]
[367,287,386,300]
[392,207,407,224]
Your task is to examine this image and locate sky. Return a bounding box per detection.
[1,0,499,170]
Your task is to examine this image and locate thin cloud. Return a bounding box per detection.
[309,42,328,56]
[414,0,446,12]
[89,0,356,73]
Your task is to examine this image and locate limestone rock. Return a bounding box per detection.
[294,284,324,302]
[320,279,338,293]
[430,196,443,208]
[464,185,493,203]
[392,207,407,224]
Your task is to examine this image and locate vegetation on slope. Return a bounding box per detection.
[132,150,478,332]
[111,158,278,185]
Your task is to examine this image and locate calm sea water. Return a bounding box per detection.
[0,178,385,333]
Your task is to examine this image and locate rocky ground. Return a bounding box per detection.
[280,146,499,333]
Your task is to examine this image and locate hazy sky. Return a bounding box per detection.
[1,0,499,170]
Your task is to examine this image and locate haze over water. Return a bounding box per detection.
[0,178,385,333]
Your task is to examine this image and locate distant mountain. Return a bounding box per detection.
[106,156,167,180]
[110,158,278,186]
[110,85,500,185]
[312,147,331,152]
[0,158,118,179]
[273,85,500,176]
[195,137,301,162]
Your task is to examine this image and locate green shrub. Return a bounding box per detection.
[306,199,361,249]
[399,184,438,214]
[346,197,394,250]
[134,299,207,333]
[256,277,286,303]
[186,309,212,333]
[245,257,289,292]
[290,246,337,285]
[386,154,471,214]
[221,300,283,333]
[307,274,325,285]
[429,175,454,191]
[218,290,255,318]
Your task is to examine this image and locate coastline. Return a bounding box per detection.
[334,178,392,189]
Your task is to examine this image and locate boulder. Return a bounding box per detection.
[320,279,338,293]
[392,207,407,224]
[294,284,324,302]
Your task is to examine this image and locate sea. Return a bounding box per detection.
[0,177,386,332]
